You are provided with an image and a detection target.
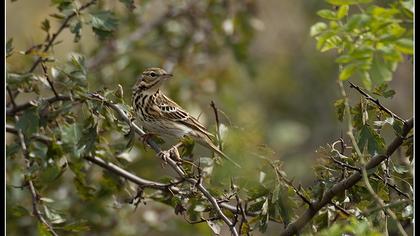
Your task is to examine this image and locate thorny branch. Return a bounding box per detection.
[330,140,410,199]
[348,81,406,123]
[279,79,413,236]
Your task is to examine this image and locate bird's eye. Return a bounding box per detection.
[150,72,157,77]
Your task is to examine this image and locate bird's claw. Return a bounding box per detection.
[157,151,170,167]
[157,146,182,167]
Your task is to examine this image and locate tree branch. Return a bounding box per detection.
[7,87,59,236]
[280,118,413,236]
[27,0,97,73]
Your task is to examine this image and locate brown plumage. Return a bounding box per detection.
[132,67,241,168]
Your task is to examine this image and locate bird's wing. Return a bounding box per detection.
[157,94,215,139]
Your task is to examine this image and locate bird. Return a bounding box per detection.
[132,67,241,168]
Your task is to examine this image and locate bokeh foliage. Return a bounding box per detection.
[6,0,412,235]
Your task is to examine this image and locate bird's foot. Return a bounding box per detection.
[157,146,183,167]
[157,150,170,167]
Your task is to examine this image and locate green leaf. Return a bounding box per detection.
[336,5,349,19]
[41,19,50,32]
[89,11,118,39]
[39,164,61,183]
[344,14,371,31]
[334,99,346,121]
[43,205,66,224]
[31,141,48,160]
[339,64,357,80]
[6,38,14,57]
[74,177,96,200]
[275,186,292,226]
[360,72,372,90]
[6,143,20,158]
[326,0,372,5]
[372,83,395,98]
[62,220,90,232]
[401,0,414,14]
[7,73,33,90]
[370,58,392,84]
[51,0,72,12]
[240,221,251,235]
[357,125,386,155]
[258,198,269,233]
[119,0,135,10]
[69,20,82,43]
[180,136,195,157]
[37,222,52,236]
[77,123,97,156]
[317,10,337,20]
[395,38,413,55]
[310,22,328,37]
[206,220,221,235]
[16,108,40,137]
[11,205,30,217]
[61,123,82,158]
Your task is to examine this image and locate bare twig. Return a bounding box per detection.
[348,81,405,123]
[210,101,223,151]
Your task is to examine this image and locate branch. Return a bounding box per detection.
[7,87,59,236]
[86,3,192,70]
[280,118,413,236]
[6,124,264,220]
[87,93,238,235]
[282,79,413,236]
[348,81,406,123]
[6,95,71,116]
[27,0,97,73]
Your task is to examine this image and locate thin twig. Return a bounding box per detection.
[41,62,59,97]
[348,81,405,123]
[6,95,71,116]
[28,0,97,73]
[210,101,223,151]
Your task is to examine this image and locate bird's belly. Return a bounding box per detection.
[142,120,192,138]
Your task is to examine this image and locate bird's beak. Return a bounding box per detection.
[162,73,173,80]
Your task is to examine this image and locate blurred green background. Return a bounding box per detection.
[6,0,413,235]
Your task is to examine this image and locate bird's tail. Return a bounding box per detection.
[202,140,242,168]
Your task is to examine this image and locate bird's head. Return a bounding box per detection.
[135,67,173,93]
